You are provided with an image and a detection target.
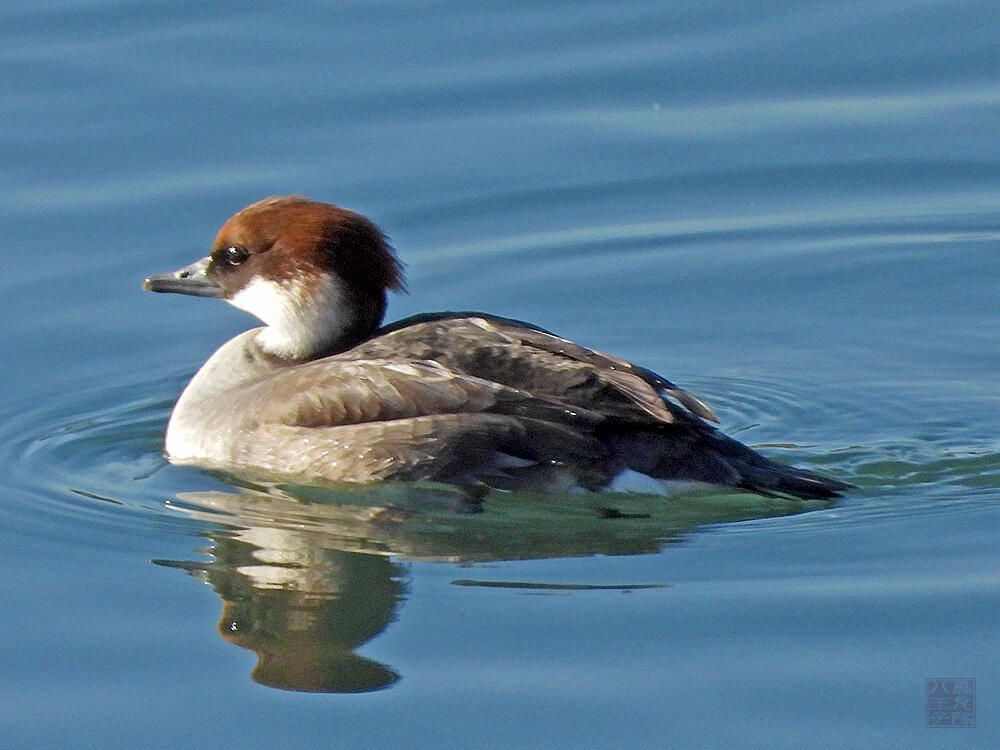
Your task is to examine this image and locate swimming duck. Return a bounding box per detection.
[144,196,847,499]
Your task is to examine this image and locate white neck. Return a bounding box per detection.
[228,274,352,359]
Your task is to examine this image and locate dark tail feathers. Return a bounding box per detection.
[618,428,850,500]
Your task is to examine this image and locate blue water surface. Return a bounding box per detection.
[1,1,999,748]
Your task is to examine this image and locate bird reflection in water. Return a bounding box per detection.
[155,481,830,693]
[156,521,405,693]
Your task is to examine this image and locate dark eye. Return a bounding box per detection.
[223,245,248,265]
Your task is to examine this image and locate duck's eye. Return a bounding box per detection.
[223,245,248,265]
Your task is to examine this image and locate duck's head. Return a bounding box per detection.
[144,196,405,358]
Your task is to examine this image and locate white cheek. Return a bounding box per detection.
[228,277,290,326]
[228,275,351,358]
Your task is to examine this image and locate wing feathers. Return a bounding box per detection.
[251,359,516,427]
[244,313,716,434]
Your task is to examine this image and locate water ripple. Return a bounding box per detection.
[0,360,993,551]
[0,373,208,543]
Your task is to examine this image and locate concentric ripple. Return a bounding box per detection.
[0,333,994,549]
[0,370,213,543]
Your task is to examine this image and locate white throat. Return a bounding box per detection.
[228,274,352,359]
